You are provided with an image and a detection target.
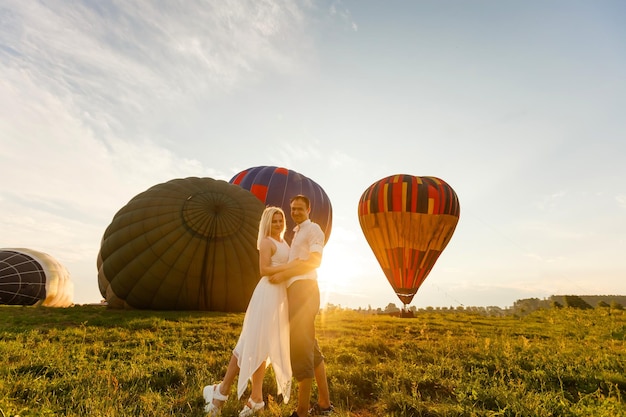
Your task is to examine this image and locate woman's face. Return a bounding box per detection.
[271,212,284,235]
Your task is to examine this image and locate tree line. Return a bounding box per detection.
[323,294,626,317]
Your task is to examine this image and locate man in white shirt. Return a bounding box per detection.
[269,195,333,417]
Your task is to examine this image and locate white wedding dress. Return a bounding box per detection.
[232,237,292,402]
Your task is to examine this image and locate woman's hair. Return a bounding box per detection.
[257,206,286,249]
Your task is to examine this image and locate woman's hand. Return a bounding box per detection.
[268,272,285,284]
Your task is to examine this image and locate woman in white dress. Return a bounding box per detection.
[203,206,302,417]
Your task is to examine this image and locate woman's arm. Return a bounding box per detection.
[258,238,297,276]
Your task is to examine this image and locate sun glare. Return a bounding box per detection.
[316,242,369,307]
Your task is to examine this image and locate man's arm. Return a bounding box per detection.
[268,252,321,284]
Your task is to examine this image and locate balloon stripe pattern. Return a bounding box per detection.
[358,175,460,306]
[230,166,333,244]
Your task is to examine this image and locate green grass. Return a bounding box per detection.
[0,306,624,416]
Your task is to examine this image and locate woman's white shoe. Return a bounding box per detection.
[239,398,265,417]
[203,383,229,415]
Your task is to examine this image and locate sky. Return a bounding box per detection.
[2,0,625,310]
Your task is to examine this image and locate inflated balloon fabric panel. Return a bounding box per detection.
[358,175,460,217]
[358,212,459,305]
[230,166,333,244]
[98,177,265,312]
[358,175,460,305]
[0,250,46,305]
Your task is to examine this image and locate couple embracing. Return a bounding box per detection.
[203,195,334,417]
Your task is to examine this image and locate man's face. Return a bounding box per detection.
[290,199,309,225]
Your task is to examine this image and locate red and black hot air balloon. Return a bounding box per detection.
[358,175,460,307]
[230,166,332,244]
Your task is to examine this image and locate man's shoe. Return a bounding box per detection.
[309,403,335,416]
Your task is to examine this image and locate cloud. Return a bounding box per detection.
[1,0,315,216]
[327,149,359,170]
[616,195,626,209]
[275,142,323,167]
[519,221,585,241]
[532,190,567,211]
[1,56,228,284]
[1,0,312,138]
[1,64,216,212]
[328,1,358,32]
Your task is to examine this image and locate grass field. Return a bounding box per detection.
[0,305,624,416]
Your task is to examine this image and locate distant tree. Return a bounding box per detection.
[597,301,610,308]
[384,303,400,314]
[486,306,504,317]
[551,300,563,309]
[323,303,340,312]
[512,297,551,315]
[610,301,624,311]
[563,295,593,309]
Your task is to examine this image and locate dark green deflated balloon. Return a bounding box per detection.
[97,177,265,311]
